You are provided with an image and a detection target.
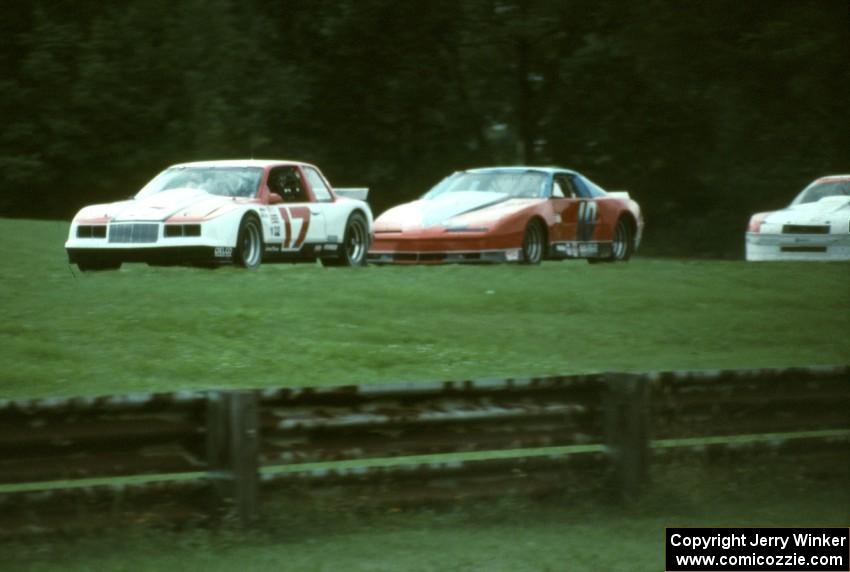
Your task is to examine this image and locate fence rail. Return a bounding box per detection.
[0,365,847,534]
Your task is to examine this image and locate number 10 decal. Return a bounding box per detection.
[278,207,311,249]
[577,201,597,242]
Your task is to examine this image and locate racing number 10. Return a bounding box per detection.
[577,201,597,242]
[278,207,311,249]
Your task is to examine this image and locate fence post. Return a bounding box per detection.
[603,373,649,500]
[207,390,259,525]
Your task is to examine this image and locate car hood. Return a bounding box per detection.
[75,188,244,222]
[764,195,850,225]
[376,191,540,230]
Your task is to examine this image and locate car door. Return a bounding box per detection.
[301,165,341,242]
[550,174,583,242]
[571,176,598,244]
[267,166,327,251]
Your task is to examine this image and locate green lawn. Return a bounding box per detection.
[2,219,848,569]
[1,218,848,399]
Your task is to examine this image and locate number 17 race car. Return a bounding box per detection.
[368,166,643,264]
[65,160,373,271]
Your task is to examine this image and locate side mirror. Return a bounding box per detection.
[268,192,283,205]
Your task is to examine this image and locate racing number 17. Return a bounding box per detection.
[278,207,311,249]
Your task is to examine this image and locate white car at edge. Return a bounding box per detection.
[65,159,373,270]
[746,174,850,261]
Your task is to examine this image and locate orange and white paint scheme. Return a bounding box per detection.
[369,167,643,264]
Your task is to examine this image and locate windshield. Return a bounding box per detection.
[790,180,850,206]
[136,167,263,199]
[423,171,548,199]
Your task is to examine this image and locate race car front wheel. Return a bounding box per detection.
[590,216,634,264]
[521,219,545,265]
[321,212,369,267]
[610,217,634,261]
[233,215,263,270]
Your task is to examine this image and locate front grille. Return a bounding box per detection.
[108,223,159,243]
[782,224,830,234]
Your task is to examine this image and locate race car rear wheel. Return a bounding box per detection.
[321,212,369,267]
[233,214,263,269]
[521,219,545,265]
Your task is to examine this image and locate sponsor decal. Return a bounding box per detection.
[578,242,599,256]
[214,247,233,258]
[506,249,520,262]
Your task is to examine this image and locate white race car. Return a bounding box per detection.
[65,160,373,270]
[746,175,850,261]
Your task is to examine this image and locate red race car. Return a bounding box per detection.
[368,167,643,264]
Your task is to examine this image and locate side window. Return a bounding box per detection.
[268,167,308,203]
[582,177,608,198]
[303,167,333,202]
[555,175,579,198]
[568,175,592,199]
[552,181,565,198]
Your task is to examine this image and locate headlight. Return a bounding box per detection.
[747,213,769,233]
[164,224,201,237]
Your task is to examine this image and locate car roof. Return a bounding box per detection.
[815,174,850,183]
[465,166,580,176]
[168,159,314,169]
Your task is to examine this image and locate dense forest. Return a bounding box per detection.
[1,0,848,256]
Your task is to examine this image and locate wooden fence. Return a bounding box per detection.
[0,365,847,534]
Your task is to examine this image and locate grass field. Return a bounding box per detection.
[2,218,848,569]
[1,218,848,399]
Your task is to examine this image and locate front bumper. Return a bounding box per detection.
[745,232,850,261]
[368,230,522,264]
[368,249,520,264]
[67,246,233,266]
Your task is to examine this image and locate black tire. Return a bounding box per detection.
[77,259,121,272]
[520,219,545,265]
[321,212,369,267]
[233,214,263,269]
[589,216,634,264]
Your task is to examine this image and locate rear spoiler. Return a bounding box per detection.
[608,191,630,199]
[334,188,369,201]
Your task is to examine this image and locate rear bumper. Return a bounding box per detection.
[67,246,231,266]
[745,233,850,261]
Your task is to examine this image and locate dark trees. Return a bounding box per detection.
[1,0,847,256]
